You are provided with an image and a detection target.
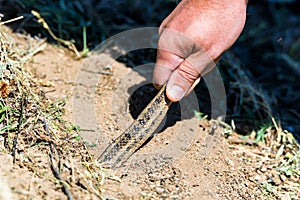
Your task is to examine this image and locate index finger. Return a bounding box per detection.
[153,28,195,89]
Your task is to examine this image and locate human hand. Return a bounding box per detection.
[153,0,247,102]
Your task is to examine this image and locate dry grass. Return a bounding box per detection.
[225,117,300,199]
[0,19,111,200]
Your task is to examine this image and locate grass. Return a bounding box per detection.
[6,0,176,50]
[0,20,108,200]
[226,117,300,199]
[255,123,272,143]
[237,1,300,135]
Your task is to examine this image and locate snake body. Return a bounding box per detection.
[98,84,171,168]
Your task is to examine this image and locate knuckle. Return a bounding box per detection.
[177,62,200,83]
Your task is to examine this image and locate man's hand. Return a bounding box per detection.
[153,0,247,102]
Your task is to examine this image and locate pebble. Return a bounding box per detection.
[279,174,287,182]
[225,158,235,167]
[167,184,176,192]
[156,187,164,194]
[260,166,267,172]
[254,174,261,181]
[140,191,147,197]
[170,194,179,199]
[272,175,281,186]
[149,184,156,189]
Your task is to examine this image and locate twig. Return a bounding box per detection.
[31,10,81,58]
[228,137,258,146]
[43,118,73,200]
[289,109,300,120]
[81,68,113,75]
[20,42,47,63]
[280,53,300,75]
[0,16,24,26]
[12,95,26,164]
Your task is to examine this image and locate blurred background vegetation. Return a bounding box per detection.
[0,0,299,139]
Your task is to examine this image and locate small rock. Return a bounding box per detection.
[166,184,176,192]
[279,174,287,182]
[140,191,148,197]
[254,174,261,181]
[156,187,165,194]
[170,195,179,199]
[225,158,235,167]
[272,175,281,186]
[260,166,267,172]
[289,174,298,182]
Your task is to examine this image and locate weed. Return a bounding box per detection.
[84,141,97,147]
[74,134,81,141]
[263,183,274,193]
[194,110,208,120]
[67,125,80,133]
[255,123,272,143]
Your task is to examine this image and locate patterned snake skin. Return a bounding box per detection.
[98,83,172,168]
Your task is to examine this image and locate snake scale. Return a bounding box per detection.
[98,83,172,168]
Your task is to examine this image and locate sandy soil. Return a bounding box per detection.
[0,26,297,200]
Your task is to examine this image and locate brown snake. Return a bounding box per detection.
[98,83,172,168]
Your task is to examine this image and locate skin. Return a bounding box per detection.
[153,0,248,102]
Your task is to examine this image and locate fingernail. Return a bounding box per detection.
[168,85,185,101]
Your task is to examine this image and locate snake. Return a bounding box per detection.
[97,83,172,168]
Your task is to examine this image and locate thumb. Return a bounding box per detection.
[153,49,184,89]
[166,59,200,102]
[166,51,217,102]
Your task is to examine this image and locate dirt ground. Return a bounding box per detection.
[0,26,299,200]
